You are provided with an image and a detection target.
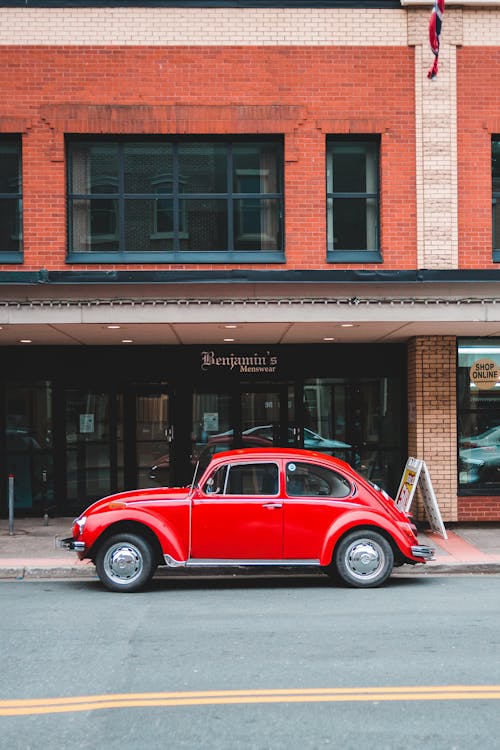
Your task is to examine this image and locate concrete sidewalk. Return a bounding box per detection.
[0,517,500,580]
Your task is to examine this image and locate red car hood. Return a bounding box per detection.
[82,485,191,515]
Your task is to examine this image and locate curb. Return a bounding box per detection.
[1,561,500,580]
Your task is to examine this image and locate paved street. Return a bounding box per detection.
[1,574,500,749]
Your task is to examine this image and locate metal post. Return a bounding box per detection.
[8,474,14,536]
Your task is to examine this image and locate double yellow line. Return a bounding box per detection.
[2,686,500,716]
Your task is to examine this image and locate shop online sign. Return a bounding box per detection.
[469,358,500,390]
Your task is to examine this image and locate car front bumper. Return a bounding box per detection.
[55,536,86,553]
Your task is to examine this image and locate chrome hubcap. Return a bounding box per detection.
[105,544,143,582]
[346,540,384,579]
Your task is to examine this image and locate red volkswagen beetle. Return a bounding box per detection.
[60,448,434,592]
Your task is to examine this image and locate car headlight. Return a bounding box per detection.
[72,515,87,537]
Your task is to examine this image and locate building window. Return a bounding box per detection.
[326,138,380,262]
[67,138,284,263]
[458,339,500,493]
[0,137,22,259]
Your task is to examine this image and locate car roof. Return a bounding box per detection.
[208,447,353,472]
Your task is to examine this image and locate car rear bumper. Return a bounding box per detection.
[410,544,435,561]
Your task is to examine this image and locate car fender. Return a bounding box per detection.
[83,505,189,563]
[319,510,413,566]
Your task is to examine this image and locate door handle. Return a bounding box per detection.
[262,503,283,509]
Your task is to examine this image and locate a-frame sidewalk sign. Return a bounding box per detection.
[395,457,448,539]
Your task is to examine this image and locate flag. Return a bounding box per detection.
[427,0,445,80]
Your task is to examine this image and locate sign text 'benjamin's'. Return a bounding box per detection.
[201,351,278,374]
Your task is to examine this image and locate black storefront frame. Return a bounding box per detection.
[1,343,407,517]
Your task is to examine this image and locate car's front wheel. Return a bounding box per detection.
[95,533,157,592]
[331,529,394,588]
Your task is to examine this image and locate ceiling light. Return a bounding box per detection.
[323,337,335,341]
[224,325,238,329]
[20,339,32,343]
[340,323,354,328]
[107,325,121,329]
[121,339,133,343]
[223,338,235,342]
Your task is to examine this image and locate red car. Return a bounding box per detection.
[60,448,434,592]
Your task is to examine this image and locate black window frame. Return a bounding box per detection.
[492,137,500,261]
[326,135,381,263]
[66,136,284,264]
[0,135,23,262]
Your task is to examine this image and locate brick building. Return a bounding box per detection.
[1,0,500,522]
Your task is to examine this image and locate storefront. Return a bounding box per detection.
[1,343,406,517]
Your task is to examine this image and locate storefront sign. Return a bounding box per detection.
[201,350,278,374]
[469,358,500,390]
[395,457,447,539]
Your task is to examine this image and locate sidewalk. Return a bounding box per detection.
[0,517,500,580]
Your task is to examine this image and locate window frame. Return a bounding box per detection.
[0,135,23,262]
[492,137,500,260]
[326,135,381,263]
[66,136,285,264]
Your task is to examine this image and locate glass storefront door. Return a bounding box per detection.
[5,381,54,514]
[128,388,171,489]
[65,387,122,510]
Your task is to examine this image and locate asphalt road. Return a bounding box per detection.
[1,574,500,750]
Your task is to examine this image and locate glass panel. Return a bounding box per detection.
[458,339,500,489]
[124,198,159,251]
[124,142,172,193]
[329,142,378,193]
[234,198,280,251]
[69,142,119,194]
[493,140,500,194]
[69,198,119,252]
[65,389,114,504]
[192,392,232,465]
[233,142,280,194]
[241,391,281,447]
[303,377,402,494]
[0,141,21,193]
[0,197,22,252]
[181,198,227,251]
[493,199,500,251]
[178,143,227,193]
[136,393,170,488]
[331,196,377,251]
[5,382,53,514]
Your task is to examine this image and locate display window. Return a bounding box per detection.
[458,339,500,492]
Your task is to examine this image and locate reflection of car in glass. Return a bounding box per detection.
[243,425,351,452]
[60,447,434,592]
[459,426,500,483]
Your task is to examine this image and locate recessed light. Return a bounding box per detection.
[323,337,335,341]
[224,325,238,329]
[223,338,235,342]
[20,339,32,343]
[340,323,354,328]
[121,339,133,343]
[107,325,121,330]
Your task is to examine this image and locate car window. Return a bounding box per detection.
[203,462,279,496]
[286,461,351,498]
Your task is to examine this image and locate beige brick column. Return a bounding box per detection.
[407,336,457,521]
[407,7,463,269]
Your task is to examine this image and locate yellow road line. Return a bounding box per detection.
[2,686,500,716]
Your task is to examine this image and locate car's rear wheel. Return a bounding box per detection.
[95,533,156,592]
[331,529,394,588]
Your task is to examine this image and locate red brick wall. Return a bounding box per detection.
[458,497,500,522]
[457,48,500,269]
[0,46,416,271]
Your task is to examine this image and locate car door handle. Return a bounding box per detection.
[262,503,283,509]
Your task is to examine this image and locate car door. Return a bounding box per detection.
[283,459,354,559]
[190,460,283,559]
